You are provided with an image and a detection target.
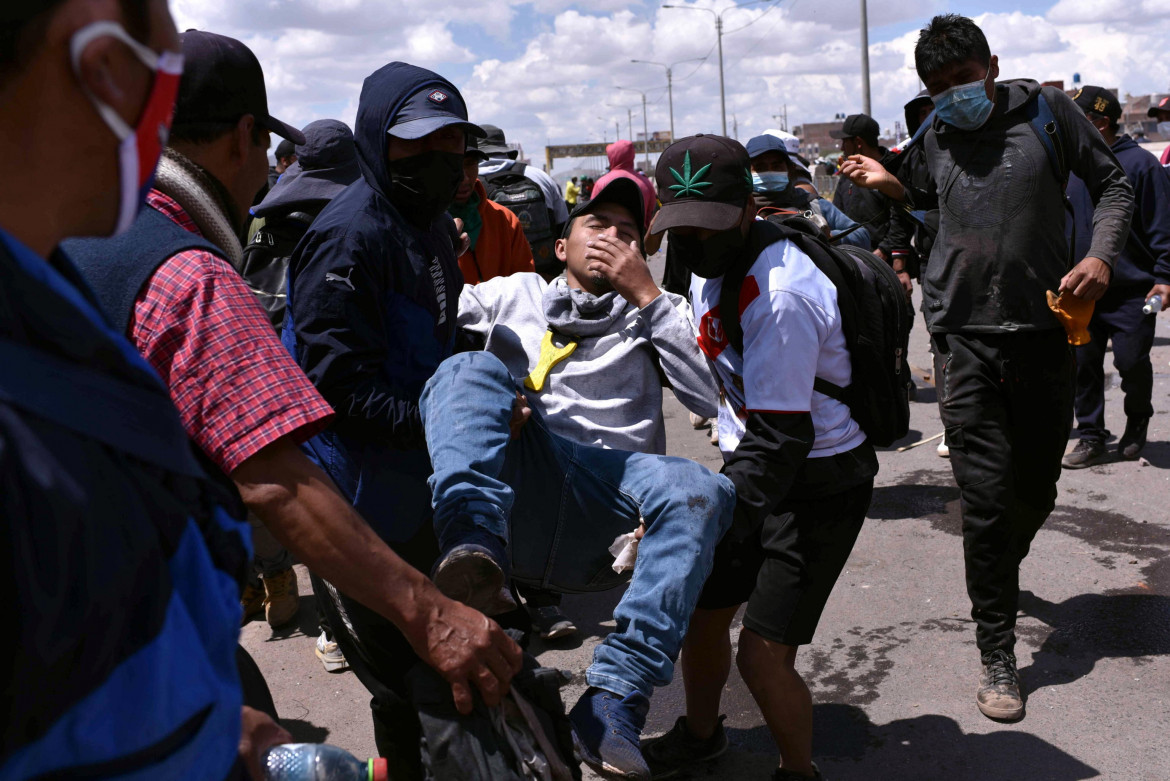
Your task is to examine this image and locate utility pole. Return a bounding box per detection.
[631,57,704,140]
[732,113,738,140]
[716,16,726,135]
[772,105,790,132]
[664,0,773,138]
[617,86,651,169]
[607,102,637,141]
[860,0,871,115]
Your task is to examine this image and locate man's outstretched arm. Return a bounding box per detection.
[233,436,522,714]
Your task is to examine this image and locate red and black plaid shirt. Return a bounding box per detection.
[130,190,333,474]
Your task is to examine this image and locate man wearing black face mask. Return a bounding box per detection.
[644,135,876,781]
[282,63,525,776]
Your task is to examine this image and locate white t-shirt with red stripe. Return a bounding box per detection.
[689,236,866,457]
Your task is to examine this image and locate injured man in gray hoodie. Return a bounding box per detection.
[418,176,735,780]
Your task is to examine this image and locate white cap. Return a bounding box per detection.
[762,128,811,174]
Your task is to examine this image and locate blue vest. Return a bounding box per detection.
[2,220,249,780]
[63,206,224,334]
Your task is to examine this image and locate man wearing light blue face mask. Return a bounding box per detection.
[746,134,872,253]
[841,13,1135,725]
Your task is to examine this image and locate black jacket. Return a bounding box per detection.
[917,80,1133,333]
[833,148,891,248]
[281,63,465,544]
[1067,134,1170,292]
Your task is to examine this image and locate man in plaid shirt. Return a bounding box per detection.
[65,30,521,753]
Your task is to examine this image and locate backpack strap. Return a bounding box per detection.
[718,220,786,356]
[899,109,936,155]
[1024,91,1067,187]
[718,219,856,403]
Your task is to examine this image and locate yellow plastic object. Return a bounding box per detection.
[523,329,579,391]
[1046,290,1094,346]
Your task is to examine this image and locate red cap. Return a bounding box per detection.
[368,758,388,781]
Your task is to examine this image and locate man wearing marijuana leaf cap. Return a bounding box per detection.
[643,134,877,781]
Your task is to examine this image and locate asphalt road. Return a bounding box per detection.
[242,271,1170,780]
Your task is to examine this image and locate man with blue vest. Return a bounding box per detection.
[0,1,285,777]
[60,32,522,781]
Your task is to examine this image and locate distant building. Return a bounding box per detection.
[794,121,840,158]
[1120,93,1169,141]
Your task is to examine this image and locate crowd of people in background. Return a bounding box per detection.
[3,2,1168,780]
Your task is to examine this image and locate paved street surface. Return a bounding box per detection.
[242,266,1170,780]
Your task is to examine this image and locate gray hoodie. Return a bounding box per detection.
[458,274,718,454]
[921,79,1134,333]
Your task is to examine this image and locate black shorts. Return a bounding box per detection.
[697,443,876,646]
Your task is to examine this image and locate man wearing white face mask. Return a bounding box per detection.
[0,1,294,778]
[842,13,1134,723]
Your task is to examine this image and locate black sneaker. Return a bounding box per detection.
[977,649,1024,721]
[772,762,825,780]
[1062,438,1107,469]
[528,605,577,641]
[1119,417,1149,460]
[643,715,728,779]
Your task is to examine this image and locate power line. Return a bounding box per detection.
[725,0,800,69]
[722,0,783,35]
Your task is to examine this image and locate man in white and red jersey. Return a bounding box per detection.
[642,134,877,781]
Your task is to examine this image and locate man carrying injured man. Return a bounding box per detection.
[418,177,735,780]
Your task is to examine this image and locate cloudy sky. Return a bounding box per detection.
[172,0,1170,175]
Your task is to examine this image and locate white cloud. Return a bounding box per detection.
[1048,0,1170,26]
[167,0,1170,172]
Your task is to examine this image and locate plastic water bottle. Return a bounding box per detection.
[1143,294,1162,316]
[263,744,387,781]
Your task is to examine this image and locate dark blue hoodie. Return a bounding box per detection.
[282,63,465,543]
[1068,134,1170,292]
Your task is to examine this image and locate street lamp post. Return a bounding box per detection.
[608,102,635,140]
[663,0,773,137]
[617,86,651,170]
[631,57,705,140]
[860,0,871,115]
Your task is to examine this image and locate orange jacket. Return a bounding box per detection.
[458,179,535,284]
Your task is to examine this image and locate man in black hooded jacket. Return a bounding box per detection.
[282,63,524,777]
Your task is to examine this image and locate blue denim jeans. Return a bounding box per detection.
[420,351,735,698]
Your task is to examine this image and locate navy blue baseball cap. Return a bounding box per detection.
[745,134,791,161]
[388,85,484,140]
[175,30,305,144]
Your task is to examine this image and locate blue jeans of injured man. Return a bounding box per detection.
[419,351,735,699]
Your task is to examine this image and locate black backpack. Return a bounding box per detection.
[481,164,558,275]
[239,209,318,330]
[719,217,911,447]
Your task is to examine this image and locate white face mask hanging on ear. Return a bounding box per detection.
[70,21,184,235]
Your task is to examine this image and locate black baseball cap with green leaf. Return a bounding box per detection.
[650,134,753,234]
